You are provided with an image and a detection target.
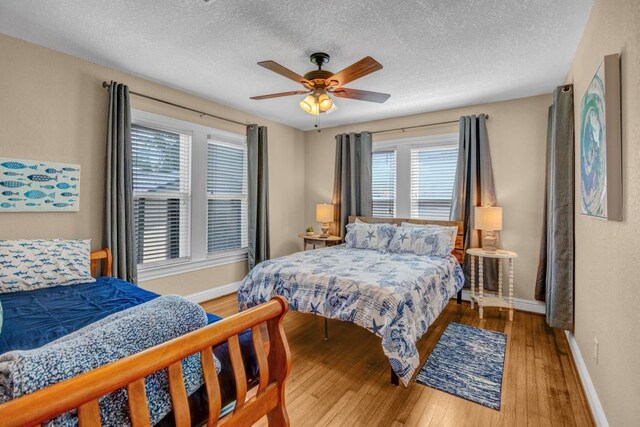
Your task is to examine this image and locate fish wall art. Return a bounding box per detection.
[0,157,81,212]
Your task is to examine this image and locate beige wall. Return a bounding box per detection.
[565,0,640,424]
[0,34,306,296]
[305,94,552,301]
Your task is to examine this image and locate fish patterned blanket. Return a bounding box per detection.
[0,295,220,426]
[238,245,464,385]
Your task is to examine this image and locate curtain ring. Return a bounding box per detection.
[562,84,572,93]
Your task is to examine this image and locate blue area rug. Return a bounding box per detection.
[415,322,507,410]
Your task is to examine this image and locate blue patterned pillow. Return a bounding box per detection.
[0,300,3,335]
[0,239,95,294]
[345,223,396,251]
[388,226,453,257]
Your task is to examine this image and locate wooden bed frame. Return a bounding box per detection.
[0,249,292,427]
[349,216,465,385]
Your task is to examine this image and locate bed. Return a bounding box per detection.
[0,248,292,426]
[238,216,465,386]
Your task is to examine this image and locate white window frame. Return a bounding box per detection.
[132,110,248,282]
[373,133,458,219]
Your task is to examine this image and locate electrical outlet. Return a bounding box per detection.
[594,337,599,364]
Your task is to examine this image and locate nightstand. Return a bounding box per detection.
[298,234,342,251]
[466,248,518,321]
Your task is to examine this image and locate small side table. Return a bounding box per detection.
[466,248,518,321]
[298,234,342,251]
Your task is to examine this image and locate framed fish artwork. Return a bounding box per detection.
[0,157,81,212]
[579,53,622,221]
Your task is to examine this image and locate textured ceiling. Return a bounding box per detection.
[0,0,593,130]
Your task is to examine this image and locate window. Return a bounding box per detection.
[207,140,248,254]
[132,125,191,266]
[372,151,396,217]
[410,145,458,220]
[372,134,458,220]
[132,110,248,280]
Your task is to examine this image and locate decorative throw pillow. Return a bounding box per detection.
[0,239,95,294]
[345,223,396,251]
[400,222,458,248]
[388,226,453,257]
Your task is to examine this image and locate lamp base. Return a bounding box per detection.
[320,223,330,238]
[481,230,499,253]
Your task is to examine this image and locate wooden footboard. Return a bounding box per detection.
[0,297,291,427]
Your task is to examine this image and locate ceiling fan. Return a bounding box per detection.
[250,52,390,116]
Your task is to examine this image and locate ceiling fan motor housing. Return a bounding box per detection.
[305,53,333,87]
[304,69,333,83]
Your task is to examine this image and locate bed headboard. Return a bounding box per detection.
[348,216,465,263]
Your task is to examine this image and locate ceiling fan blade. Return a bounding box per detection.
[332,88,390,103]
[328,57,383,87]
[250,90,310,100]
[257,60,310,86]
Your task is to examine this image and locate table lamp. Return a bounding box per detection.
[474,206,502,253]
[316,203,334,238]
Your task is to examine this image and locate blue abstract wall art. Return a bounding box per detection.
[580,62,608,217]
[579,54,622,221]
[0,157,80,212]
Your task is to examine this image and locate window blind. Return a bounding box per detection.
[132,124,191,266]
[372,150,397,217]
[207,140,248,254]
[410,145,458,220]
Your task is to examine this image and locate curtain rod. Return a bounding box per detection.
[101,81,248,127]
[370,115,489,135]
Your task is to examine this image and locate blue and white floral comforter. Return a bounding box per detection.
[238,245,464,385]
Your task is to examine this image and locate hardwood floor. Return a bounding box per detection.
[202,296,594,426]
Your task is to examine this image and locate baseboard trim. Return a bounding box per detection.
[459,289,546,314]
[186,281,241,303]
[565,331,609,427]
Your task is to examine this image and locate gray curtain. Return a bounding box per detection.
[535,85,574,330]
[104,81,136,282]
[247,125,270,270]
[331,132,373,238]
[450,114,498,290]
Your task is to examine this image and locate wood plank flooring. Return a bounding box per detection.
[202,296,593,426]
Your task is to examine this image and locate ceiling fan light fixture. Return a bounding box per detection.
[299,94,320,115]
[317,93,333,112]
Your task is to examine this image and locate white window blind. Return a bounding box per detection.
[207,139,248,254]
[132,124,191,266]
[372,150,396,217]
[410,145,458,220]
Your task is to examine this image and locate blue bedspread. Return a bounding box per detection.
[0,277,258,425]
[0,277,220,354]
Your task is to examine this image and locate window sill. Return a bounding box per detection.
[137,250,248,282]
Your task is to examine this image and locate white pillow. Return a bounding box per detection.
[0,239,95,293]
[388,226,453,257]
[400,222,458,248]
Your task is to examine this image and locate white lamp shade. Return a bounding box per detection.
[316,203,334,223]
[474,206,503,231]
